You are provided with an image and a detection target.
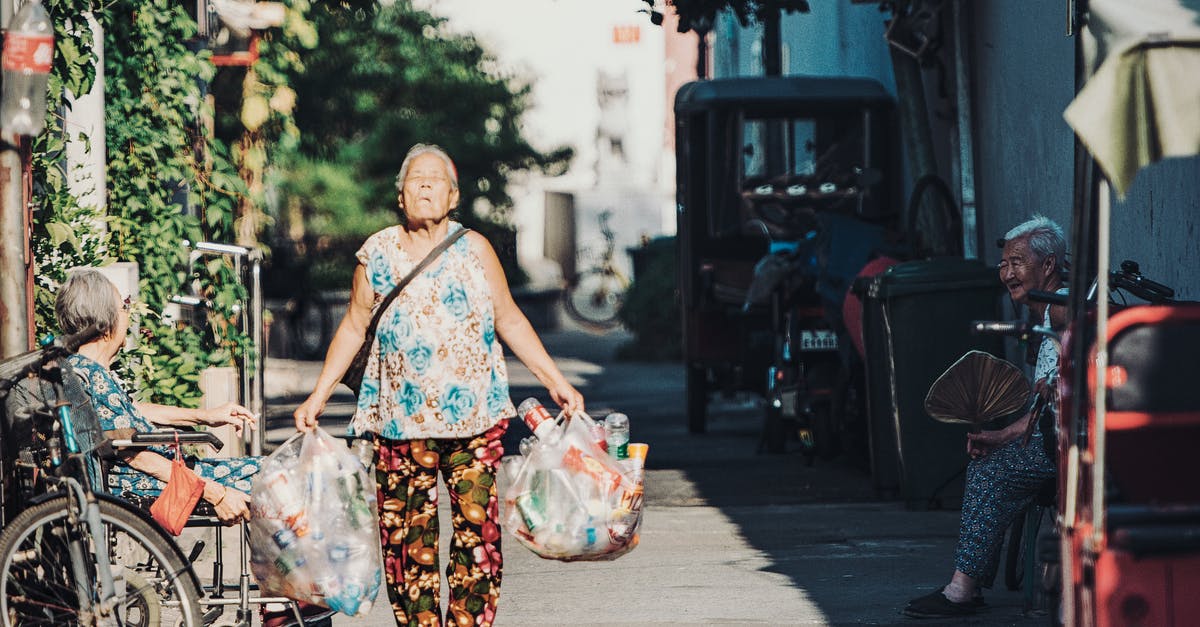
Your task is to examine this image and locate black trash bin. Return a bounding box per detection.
[856,258,1005,510]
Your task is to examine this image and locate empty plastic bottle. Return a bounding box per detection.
[604,413,630,460]
[1,0,53,136]
[519,397,560,441]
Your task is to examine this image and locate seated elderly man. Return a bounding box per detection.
[56,269,260,524]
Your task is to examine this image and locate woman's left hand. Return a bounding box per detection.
[965,417,1024,459]
[203,403,257,435]
[548,381,585,417]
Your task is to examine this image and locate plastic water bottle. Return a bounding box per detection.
[349,438,375,472]
[604,413,630,460]
[519,397,559,441]
[1,0,53,136]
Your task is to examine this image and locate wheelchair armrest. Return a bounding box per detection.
[109,429,225,452]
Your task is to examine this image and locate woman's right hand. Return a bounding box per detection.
[293,395,325,432]
[205,482,251,525]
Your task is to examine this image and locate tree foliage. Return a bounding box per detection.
[286,1,571,233]
[256,1,570,291]
[30,2,309,406]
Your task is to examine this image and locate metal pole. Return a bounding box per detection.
[249,251,263,456]
[951,0,979,259]
[1090,179,1111,549]
[183,240,264,455]
[761,10,782,76]
[0,138,29,358]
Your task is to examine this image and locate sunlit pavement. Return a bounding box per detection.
[251,320,1046,626]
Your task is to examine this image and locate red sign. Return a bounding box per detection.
[612,25,641,44]
[2,34,54,73]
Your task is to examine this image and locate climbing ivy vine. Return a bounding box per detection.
[30,1,312,406]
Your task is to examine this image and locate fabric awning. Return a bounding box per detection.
[1063,0,1200,196]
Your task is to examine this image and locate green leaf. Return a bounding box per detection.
[44,221,77,249]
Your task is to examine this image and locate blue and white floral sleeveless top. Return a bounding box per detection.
[67,354,261,496]
[350,222,516,440]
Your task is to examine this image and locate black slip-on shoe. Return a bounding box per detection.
[903,590,978,619]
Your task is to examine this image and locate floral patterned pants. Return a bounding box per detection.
[955,431,1056,586]
[373,421,508,627]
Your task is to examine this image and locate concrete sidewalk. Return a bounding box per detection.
[240,324,1045,626]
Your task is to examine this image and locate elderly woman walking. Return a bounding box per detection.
[294,143,583,627]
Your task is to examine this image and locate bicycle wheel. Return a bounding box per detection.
[564,269,627,328]
[289,293,333,360]
[0,494,202,626]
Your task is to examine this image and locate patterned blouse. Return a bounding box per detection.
[1033,287,1069,385]
[67,354,261,496]
[349,222,517,440]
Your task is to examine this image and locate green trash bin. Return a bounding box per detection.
[856,257,1006,510]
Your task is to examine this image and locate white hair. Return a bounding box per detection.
[1004,214,1066,272]
[394,143,459,192]
[56,269,119,336]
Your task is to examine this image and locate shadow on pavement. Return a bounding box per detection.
[264,325,1045,624]
[501,327,1044,625]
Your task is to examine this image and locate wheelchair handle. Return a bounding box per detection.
[972,320,1028,336]
[0,323,103,392]
[110,430,226,452]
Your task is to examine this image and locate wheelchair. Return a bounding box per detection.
[0,352,327,626]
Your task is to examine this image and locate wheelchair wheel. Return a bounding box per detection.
[0,494,203,626]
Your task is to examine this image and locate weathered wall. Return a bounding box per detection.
[968,0,1076,262]
[1109,159,1200,300]
[970,0,1200,298]
[711,1,1200,298]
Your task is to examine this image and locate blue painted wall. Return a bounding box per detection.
[709,0,1200,298]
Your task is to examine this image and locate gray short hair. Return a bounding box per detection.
[1004,215,1067,272]
[394,143,459,192]
[56,269,119,337]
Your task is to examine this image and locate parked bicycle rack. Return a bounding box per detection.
[179,240,266,456]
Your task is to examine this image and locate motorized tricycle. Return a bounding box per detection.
[674,76,902,459]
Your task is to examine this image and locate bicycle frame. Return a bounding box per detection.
[1,329,213,624]
[2,341,121,618]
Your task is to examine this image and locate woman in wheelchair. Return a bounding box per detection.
[57,269,261,525]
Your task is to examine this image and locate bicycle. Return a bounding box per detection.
[563,210,630,329]
[0,327,207,626]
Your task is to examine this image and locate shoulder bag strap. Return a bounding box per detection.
[363,227,471,339]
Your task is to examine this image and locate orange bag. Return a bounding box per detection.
[150,440,205,536]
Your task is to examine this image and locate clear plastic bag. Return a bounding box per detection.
[249,428,382,616]
[502,412,645,561]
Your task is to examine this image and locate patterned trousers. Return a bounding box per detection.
[955,431,1056,586]
[372,421,508,627]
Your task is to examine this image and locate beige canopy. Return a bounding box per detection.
[1063,0,1200,196]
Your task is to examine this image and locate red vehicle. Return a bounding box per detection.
[1050,4,1200,625]
[1058,303,1200,626]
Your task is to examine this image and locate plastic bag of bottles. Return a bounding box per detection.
[248,428,382,616]
[502,408,646,561]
